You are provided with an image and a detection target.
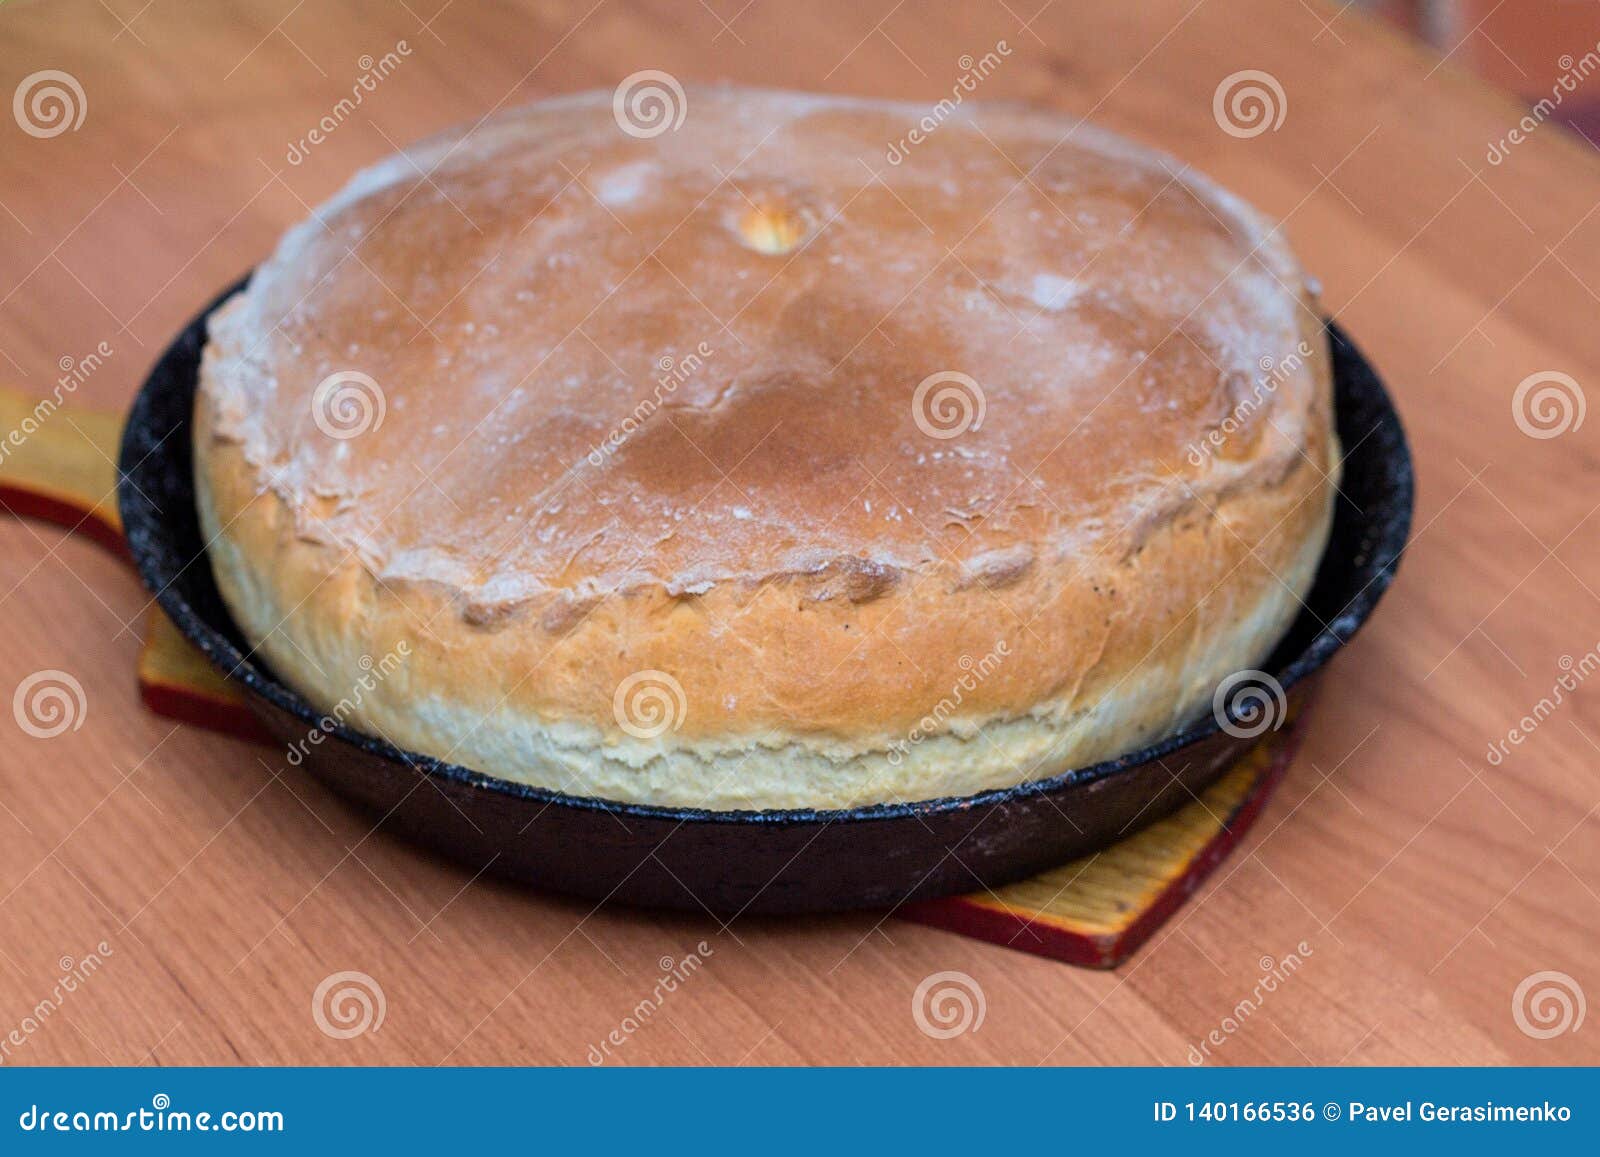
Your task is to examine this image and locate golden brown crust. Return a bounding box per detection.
[194,87,1337,809]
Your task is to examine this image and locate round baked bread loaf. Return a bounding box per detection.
[195,87,1337,810]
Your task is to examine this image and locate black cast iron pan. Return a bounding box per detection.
[118,276,1413,915]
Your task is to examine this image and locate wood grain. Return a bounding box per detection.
[0,0,1597,1066]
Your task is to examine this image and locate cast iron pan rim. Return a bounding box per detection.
[119,273,1412,828]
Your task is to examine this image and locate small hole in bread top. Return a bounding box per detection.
[737,202,810,255]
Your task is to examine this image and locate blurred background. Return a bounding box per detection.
[1367,0,1600,136]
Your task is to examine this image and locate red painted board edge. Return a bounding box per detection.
[0,487,127,562]
[899,695,1312,969]
[138,679,272,746]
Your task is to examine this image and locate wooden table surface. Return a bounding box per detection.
[1,0,1597,1067]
